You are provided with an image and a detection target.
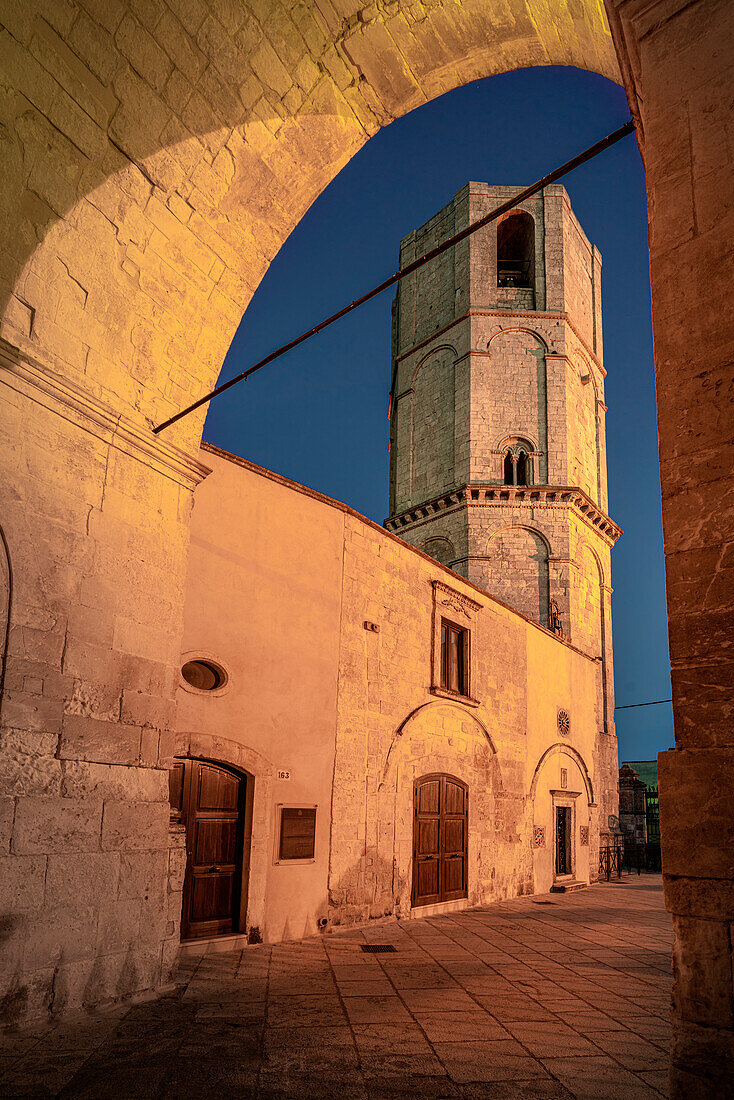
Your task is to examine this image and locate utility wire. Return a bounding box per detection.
[614,698,673,711]
[153,119,635,435]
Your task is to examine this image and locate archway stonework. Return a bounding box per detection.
[529,743,597,893]
[529,742,595,807]
[0,3,730,1092]
[485,523,552,626]
[173,732,275,937]
[365,701,510,920]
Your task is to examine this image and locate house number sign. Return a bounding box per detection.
[277,770,291,780]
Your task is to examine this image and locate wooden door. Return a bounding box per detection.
[169,759,245,940]
[412,774,468,907]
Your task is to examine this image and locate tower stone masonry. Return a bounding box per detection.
[386,183,621,820]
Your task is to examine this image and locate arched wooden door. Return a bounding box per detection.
[412,774,468,908]
[169,759,246,940]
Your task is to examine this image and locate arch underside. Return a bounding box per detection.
[1,1,619,452]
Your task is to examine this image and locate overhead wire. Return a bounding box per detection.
[152,119,635,434]
[614,698,673,711]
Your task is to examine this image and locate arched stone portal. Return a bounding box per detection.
[529,743,596,894]
[173,732,275,941]
[363,701,507,919]
[0,3,731,1093]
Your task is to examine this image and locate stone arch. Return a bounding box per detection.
[529,742,595,807]
[173,731,275,779]
[382,700,497,786]
[486,329,549,481]
[486,524,552,626]
[496,209,536,290]
[497,435,538,486]
[173,731,274,933]
[530,742,595,894]
[579,539,605,587]
[487,327,549,352]
[410,343,459,387]
[576,540,605,653]
[0,5,619,447]
[0,524,11,716]
[421,535,455,568]
[378,700,504,915]
[496,433,539,455]
[571,354,603,504]
[486,521,553,561]
[0,14,623,1025]
[576,540,609,729]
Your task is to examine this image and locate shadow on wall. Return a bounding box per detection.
[328,848,408,928]
[0,933,157,1030]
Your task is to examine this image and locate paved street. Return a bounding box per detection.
[1,877,672,1098]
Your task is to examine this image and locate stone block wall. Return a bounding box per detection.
[396,198,459,353]
[484,526,550,627]
[0,344,206,1028]
[328,507,606,925]
[604,1,734,1090]
[473,327,548,480]
[408,347,456,507]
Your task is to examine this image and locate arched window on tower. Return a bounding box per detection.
[503,449,514,485]
[497,211,535,289]
[501,440,534,486]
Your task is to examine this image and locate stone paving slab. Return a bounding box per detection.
[1,876,672,1098]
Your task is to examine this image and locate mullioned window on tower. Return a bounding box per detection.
[440,619,469,695]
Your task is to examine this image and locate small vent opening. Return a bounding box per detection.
[360,944,397,953]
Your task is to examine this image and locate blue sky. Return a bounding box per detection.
[203,65,673,766]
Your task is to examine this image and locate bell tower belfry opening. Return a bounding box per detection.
[386,182,621,732]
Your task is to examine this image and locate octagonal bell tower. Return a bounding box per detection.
[385,182,621,737]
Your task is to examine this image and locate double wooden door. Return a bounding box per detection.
[412,774,468,907]
[169,759,246,940]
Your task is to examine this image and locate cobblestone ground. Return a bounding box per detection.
[1,877,672,1099]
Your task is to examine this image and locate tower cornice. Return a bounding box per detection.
[385,484,622,547]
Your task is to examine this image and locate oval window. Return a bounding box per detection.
[181,659,226,691]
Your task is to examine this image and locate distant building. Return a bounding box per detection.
[618,761,658,844]
[623,759,658,788]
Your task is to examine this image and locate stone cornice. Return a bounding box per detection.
[386,484,622,546]
[0,340,211,490]
[432,579,483,614]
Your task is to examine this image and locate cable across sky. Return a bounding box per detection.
[153,119,636,435]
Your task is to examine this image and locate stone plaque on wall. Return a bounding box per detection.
[533,826,546,848]
[580,825,589,847]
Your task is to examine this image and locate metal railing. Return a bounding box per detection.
[599,845,623,880]
[600,841,662,881]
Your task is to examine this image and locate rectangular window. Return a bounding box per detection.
[440,620,468,696]
[279,807,316,861]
